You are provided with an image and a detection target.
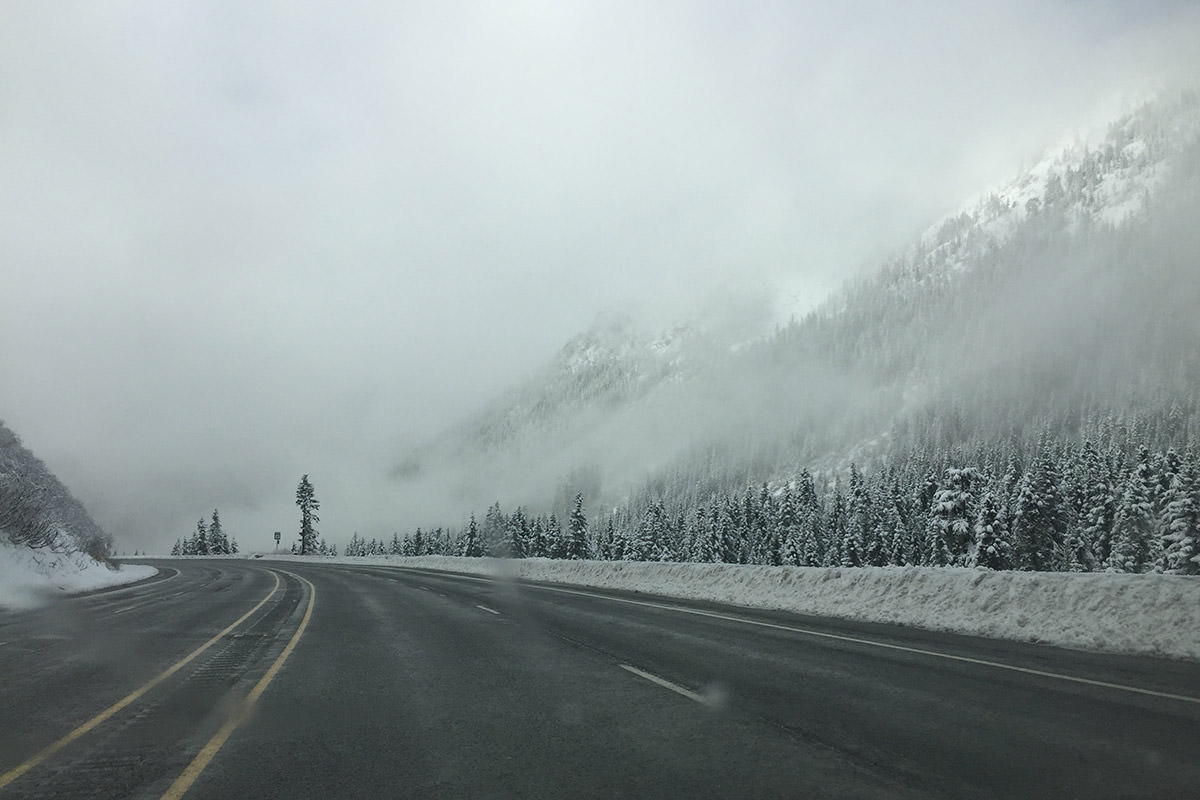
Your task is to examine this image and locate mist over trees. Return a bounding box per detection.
[348,420,1200,577]
[0,420,111,562]
[368,431,1200,576]
[373,92,1200,577]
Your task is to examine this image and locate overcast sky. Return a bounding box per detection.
[2,0,1197,551]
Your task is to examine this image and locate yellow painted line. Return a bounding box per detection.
[159,570,316,800]
[0,570,283,790]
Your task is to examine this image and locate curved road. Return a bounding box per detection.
[1,558,1198,798]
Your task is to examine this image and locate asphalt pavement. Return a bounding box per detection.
[1,558,1198,799]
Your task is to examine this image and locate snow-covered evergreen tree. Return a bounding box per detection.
[841,465,870,568]
[1010,446,1068,572]
[1079,439,1117,567]
[823,490,846,567]
[796,471,823,566]
[209,509,227,555]
[193,518,209,556]
[626,502,663,561]
[1108,452,1157,573]
[1161,457,1199,575]
[696,506,720,563]
[295,474,320,556]
[566,493,589,559]
[594,515,615,560]
[881,494,909,567]
[507,507,529,558]
[926,468,979,566]
[482,502,507,557]
[972,490,1012,570]
[529,515,548,558]
[546,513,564,558]
[460,514,483,558]
[777,485,802,566]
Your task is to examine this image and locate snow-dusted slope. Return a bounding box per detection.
[391,89,1200,522]
[461,315,691,452]
[388,309,756,516]
[1,420,112,559]
[0,419,150,608]
[899,92,1199,287]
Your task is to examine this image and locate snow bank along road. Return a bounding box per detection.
[1,560,1198,799]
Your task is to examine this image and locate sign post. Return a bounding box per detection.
[274,531,281,552]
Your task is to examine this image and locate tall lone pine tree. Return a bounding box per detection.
[296,475,320,555]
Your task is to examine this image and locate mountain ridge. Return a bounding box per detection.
[390,88,1200,538]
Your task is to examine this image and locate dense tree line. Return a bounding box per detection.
[307,537,339,556]
[170,508,239,556]
[375,424,1197,574]
[336,493,591,562]
[582,425,1198,575]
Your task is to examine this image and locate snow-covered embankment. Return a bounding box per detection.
[0,537,157,610]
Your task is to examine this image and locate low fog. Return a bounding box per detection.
[2,1,1197,552]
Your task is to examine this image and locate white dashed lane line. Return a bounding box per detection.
[378,567,1200,707]
[619,664,705,704]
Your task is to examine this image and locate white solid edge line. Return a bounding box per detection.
[372,565,1200,707]
[538,584,1200,706]
[475,604,500,615]
[620,664,705,703]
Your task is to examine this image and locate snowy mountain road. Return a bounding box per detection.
[2,559,1198,799]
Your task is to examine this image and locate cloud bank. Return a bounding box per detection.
[1,0,1196,550]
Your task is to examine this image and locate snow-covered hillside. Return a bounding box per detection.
[388,307,766,520]
[767,95,1200,326]
[0,419,152,608]
[1,420,111,559]
[389,88,1200,542]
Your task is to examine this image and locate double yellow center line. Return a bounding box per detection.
[160,570,315,799]
[0,568,315,799]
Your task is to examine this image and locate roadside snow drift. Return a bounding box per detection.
[268,555,1200,661]
[0,537,157,610]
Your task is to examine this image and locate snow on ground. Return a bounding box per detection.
[262,554,1200,660]
[0,535,157,610]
